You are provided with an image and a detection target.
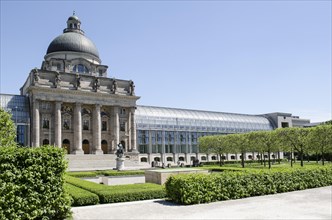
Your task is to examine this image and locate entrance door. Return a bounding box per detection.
[62,139,70,154]
[101,140,108,154]
[82,140,90,154]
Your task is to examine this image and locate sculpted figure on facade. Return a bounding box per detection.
[111,79,117,94]
[75,73,81,89]
[32,68,39,84]
[129,80,135,96]
[54,72,61,88]
[93,77,100,92]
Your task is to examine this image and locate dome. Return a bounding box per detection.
[46,32,99,58]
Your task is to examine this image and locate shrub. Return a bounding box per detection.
[165,167,332,205]
[67,171,99,178]
[0,146,71,219]
[65,183,99,206]
[65,176,166,204]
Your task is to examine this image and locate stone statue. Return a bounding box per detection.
[116,143,124,158]
[32,68,39,83]
[54,72,61,88]
[111,79,117,94]
[129,80,135,95]
[93,77,100,92]
[75,73,81,89]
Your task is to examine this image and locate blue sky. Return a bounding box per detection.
[1,1,331,122]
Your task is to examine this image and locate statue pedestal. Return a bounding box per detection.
[116,157,125,171]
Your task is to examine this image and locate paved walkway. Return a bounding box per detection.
[72,186,332,220]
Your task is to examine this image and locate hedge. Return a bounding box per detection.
[67,170,145,178]
[165,167,332,205]
[65,176,166,203]
[0,146,71,219]
[65,183,99,206]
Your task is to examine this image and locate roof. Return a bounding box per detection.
[136,105,274,133]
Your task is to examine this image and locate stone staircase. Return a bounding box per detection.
[66,154,149,171]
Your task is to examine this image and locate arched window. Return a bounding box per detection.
[73,64,89,74]
[166,157,173,162]
[211,156,217,160]
[154,157,161,162]
[140,157,148,162]
[179,156,185,161]
[248,155,253,160]
[221,156,226,160]
[231,155,235,160]
[42,139,49,145]
[191,156,196,161]
[201,156,207,161]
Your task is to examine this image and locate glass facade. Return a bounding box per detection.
[135,105,274,154]
[0,94,30,146]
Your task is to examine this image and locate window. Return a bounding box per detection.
[281,122,289,128]
[56,63,61,71]
[179,156,185,161]
[211,156,217,160]
[120,121,125,132]
[42,118,49,129]
[42,139,49,145]
[120,108,126,115]
[99,69,103,76]
[201,156,207,161]
[102,121,107,131]
[73,64,89,74]
[63,118,70,130]
[140,157,148,162]
[167,157,173,161]
[83,119,89,130]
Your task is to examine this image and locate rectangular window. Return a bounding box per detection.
[281,122,289,128]
[102,121,107,131]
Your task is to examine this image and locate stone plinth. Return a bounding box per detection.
[116,157,125,170]
[145,168,209,185]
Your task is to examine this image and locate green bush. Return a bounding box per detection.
[67,170,145,178]
[65,183,99,206]
[65,176,166,204]
[165,167,332,205]
[0,146,71,219]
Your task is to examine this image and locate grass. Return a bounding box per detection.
[67,169,145,178]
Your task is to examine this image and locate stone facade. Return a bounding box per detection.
[20,15,139,155]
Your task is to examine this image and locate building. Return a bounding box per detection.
[0,15,310,167]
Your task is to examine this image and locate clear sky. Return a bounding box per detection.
[1,0,331,122]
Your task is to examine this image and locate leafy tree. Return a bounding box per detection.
[276,127,311,167]
[199,135,228,166]
[252,130,280,169]
[0,107,16,147]
[321,120,332,125]
[309,125,332,165]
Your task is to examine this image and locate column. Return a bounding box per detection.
[161,130,166,164]
[92,104,103,154]
[127,110,132,151]
[54,102,62,148]
[32,99,40,147]
[73,103,83,154]
[113,106,120,151]
[130,108,138,153]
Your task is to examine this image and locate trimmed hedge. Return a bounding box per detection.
[65,176,166,203]
[67,170,145,178]
[165,167,332,205]
[65,183,99,206]
[0,146,71,219]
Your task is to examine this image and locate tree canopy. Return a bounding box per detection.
[0,107,16,147]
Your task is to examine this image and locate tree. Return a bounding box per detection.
[251,130,280,169]
[309,125,332,165]
[199,135,228,166]
[276,127,311,167]
[0,107,16,147]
